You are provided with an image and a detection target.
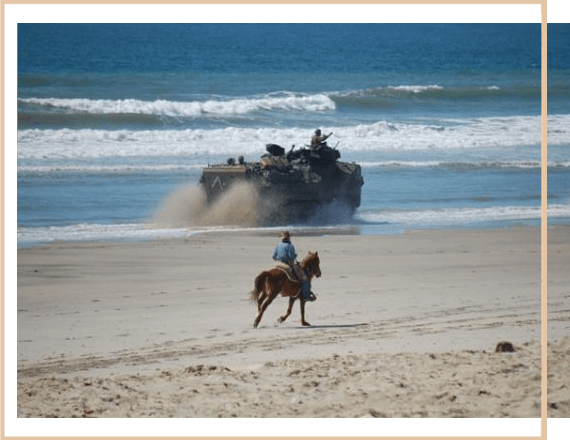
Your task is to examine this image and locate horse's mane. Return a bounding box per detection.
[301,251,318,266]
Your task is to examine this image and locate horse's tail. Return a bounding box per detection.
[250,272,268,302]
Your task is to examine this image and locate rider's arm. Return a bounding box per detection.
[272,245,280,261]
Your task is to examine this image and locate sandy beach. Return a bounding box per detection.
[15,226,569,419]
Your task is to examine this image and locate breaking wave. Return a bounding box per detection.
[17,114,562,162]
[18,84,542,124]
[18,93,336,117]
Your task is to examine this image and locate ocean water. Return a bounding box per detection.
[16,23,570,247]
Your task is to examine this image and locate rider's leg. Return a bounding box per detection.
[291,263,316,301]
[301,280,316,301]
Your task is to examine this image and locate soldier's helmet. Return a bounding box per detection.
[315,129,321,136]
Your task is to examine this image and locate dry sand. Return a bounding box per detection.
[15,226,569,419]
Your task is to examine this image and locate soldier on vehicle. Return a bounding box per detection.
[311,129,333,150]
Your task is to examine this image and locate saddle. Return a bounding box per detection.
[273,262,301,283]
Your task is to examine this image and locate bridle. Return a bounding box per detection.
[302,254,321,278]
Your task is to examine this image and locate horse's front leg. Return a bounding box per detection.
[300,299,311,326]
[278,296,296,323]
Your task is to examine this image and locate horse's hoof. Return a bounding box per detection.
[302,321,311,327]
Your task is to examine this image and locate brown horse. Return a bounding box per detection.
[250,251,321,328]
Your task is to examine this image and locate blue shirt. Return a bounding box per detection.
[272,241,297,264]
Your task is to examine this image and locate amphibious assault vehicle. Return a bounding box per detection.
[199,140,364,224]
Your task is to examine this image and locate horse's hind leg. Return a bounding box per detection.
[257,290,267,313]
[278,297,296,323]
[254,293,276,328]
[300,299,310,326]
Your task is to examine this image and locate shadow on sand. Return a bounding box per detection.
[299,323,369,329]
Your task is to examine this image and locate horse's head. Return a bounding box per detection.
[302,251,321,278]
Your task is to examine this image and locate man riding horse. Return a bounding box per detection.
[251,235,321,328]
[272,231,316,302]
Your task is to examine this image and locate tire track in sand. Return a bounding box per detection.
[17,298,542,378]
